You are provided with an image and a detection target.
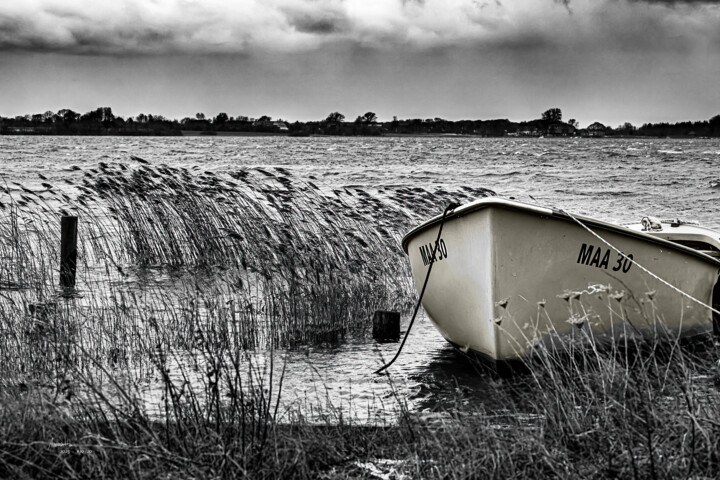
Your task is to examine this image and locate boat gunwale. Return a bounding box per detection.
[401,197,720,267]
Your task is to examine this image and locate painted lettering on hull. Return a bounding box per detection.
[577,243,633,273]
[420,239,448,266]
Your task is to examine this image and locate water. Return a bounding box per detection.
[2,135,720,423]
[4,135,719,225]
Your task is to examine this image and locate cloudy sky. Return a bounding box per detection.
[1,0,719,127]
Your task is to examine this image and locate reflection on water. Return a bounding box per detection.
[126,312,469,424]
[118,308,554,425]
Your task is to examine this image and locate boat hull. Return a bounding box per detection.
[404,199,720,361]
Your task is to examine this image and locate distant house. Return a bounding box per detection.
[519,128,541,137]
[273,121,289,132]
[253,119,289,132]
[586,122,607,137]
[548,123,576,136]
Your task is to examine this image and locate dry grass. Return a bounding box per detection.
[1,324,718,479]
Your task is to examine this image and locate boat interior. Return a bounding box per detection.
[599,217,720,336]
[626,217,720,259]
[630,219,720,335]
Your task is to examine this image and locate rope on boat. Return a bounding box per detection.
[375,202,460,375]
[559,208,720,317]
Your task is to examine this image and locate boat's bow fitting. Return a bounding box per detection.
[641,216,663,231]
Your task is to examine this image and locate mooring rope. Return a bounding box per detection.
[375,202,460,375]
[559,208,720,317]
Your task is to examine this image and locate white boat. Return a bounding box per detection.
[402,197,720,362]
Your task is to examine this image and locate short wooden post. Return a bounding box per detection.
[373,310,400,342]
[60,216,78,289]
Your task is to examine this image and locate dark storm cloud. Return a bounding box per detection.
[0,0,718,55]
[281,4,349,35]
[0,7,177,54]
[291,17,343,34]
[629,0,720,4]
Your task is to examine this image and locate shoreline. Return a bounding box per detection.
[0,132,710,139]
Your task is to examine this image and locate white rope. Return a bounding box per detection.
[559,209,720,317]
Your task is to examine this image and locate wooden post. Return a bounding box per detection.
[373,310,400,342]
[60,216,78,289]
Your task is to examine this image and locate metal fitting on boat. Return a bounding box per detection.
[641,216,663,231]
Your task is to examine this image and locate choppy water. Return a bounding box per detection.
[5,135,720,224]
[2,135,720,423]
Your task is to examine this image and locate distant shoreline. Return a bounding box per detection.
[2,107,719,138]
[0,132,714,140]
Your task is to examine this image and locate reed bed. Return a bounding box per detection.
[0,158,499,477]
[1,159,488,352]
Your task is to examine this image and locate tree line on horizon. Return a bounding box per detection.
[1,107,719,138]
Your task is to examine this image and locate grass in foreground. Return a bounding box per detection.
[2,334,719,479]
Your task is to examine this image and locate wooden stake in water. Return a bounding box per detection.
[373,310,400,342]
[60,216,78,289]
